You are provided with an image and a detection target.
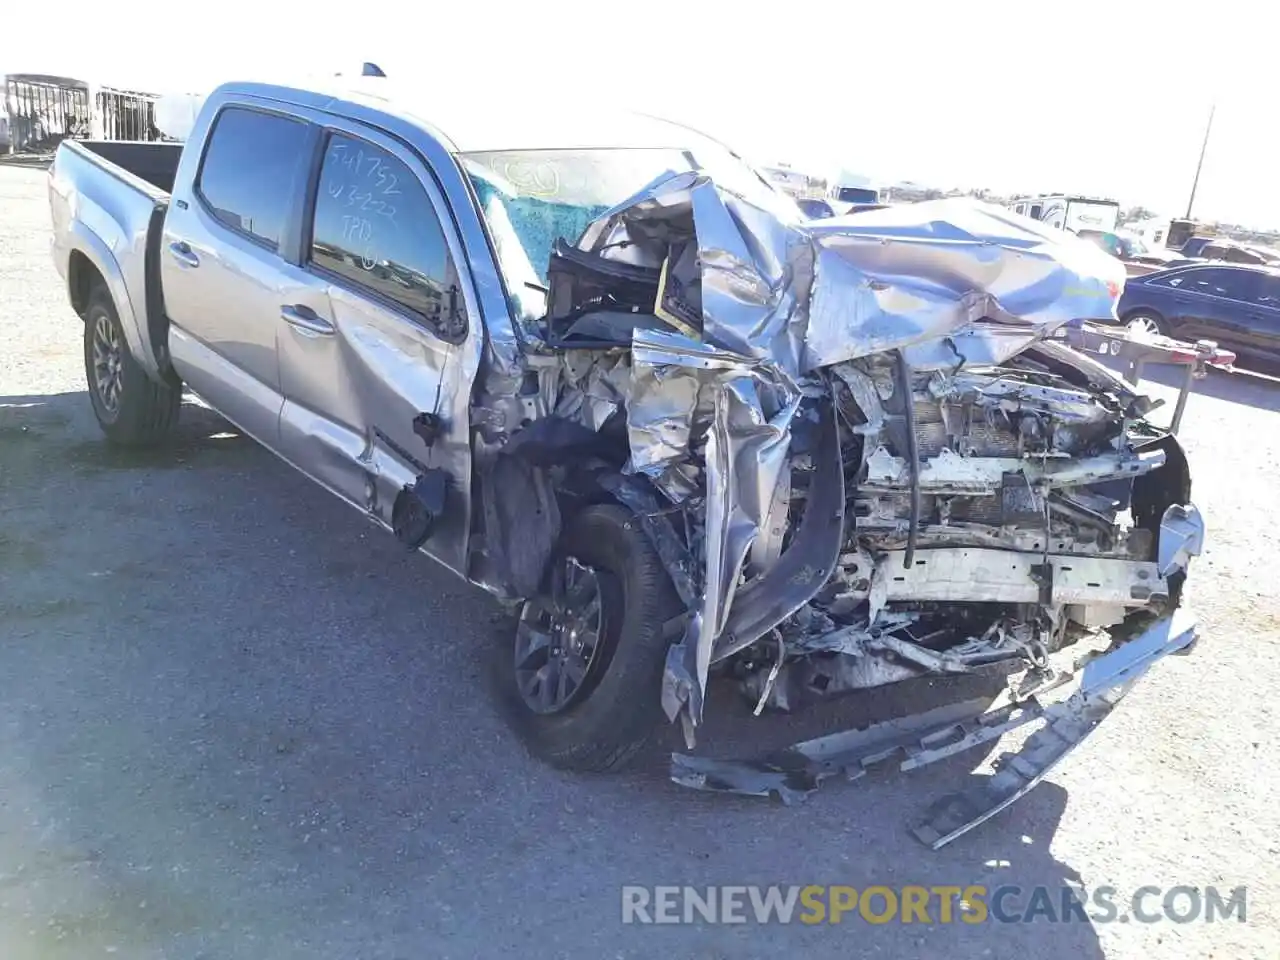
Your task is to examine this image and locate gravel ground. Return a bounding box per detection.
[2,162,1278,959]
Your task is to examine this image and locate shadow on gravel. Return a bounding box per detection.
[0,388,1109,958]
[1,391,255,472]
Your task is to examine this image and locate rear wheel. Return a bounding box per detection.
[499,504,682,772]
[84,287,180,446]
[1124,310,1165,339]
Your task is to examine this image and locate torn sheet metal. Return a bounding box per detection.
[576,178,1123,380]
[556,350,631,431]
[803,203,1124,371]
[625,328,799,498]
[861,445,1166,493]
[662,400,845,744]
[1157,503,1205,577]
[671,606,1197,848]
[657,363,802,744]
[748,617,1043,712]
[557,171,1166,748]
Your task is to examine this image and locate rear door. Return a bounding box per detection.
[1150,266,1255,346]
[161,102,315,445]
[1240,273,1280,365]
[272,122,475,576]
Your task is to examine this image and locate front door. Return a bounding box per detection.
[161,102,314,446]
[274,123,478,576]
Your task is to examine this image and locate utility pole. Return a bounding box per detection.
[1185,102,1215,219]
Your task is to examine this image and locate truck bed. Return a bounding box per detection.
[48,139,185,382]
[77,140,183,195]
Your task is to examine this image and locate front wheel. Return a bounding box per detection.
[84,287,180,446]
[499,504,683,772]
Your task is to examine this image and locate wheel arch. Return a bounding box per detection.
[67,249,102,319]
[1120,303,1166,325]
[590,473,697,611]
[61,224,169,386]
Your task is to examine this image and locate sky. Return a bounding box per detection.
[5,1,1274,227]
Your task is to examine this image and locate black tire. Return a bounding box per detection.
[1123,309,1166,338]
[499,504,683,772]
[84,286,180,445]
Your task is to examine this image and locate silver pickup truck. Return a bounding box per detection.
[49,77,1205,846]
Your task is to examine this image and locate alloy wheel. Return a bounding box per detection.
[91,312,124,415]
[514,557,608,715]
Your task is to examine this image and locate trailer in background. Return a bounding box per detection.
[1010,193,1120,234]
[1060,322,1235,435]
[4,74,169,153]
[96,86,164,142]
[3,74,90,153]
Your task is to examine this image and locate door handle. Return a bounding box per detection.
[280,304,336,336]
[167,241,199,268]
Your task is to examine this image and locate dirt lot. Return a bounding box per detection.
[2,161,1278,959]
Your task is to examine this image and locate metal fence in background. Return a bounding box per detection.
[3,74,90,152]
[96,86,163,141]
[4,74,169,153]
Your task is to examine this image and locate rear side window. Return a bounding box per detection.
[308,132,465,340]
[197,107,308,250]
[1162,267,1255,300]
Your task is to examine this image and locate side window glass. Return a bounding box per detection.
[1250,276,1280,308]
[1214,269,1256,301]
[197,108,308,249]
[1181,268,1253,300]
[310,133,465,340]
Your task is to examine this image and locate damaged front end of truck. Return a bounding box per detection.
[467,163,1203,844]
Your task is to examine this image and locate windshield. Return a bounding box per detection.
[461,145,796,322]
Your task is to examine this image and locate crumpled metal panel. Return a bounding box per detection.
[691,183,811,375]
[803,201,1124,370]
[700,374,799,636]
[556,351,631,431]
[577,179,1123,382]
[627,329,800,661]
[581,181,1125,510]
[625,329,798,501]
[671,606,1198,849]
[566,178,1128,739]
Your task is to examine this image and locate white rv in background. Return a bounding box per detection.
[1011,194,1120,234]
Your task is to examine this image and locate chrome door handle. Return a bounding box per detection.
[280,304,335,336]
[168,241,199,268]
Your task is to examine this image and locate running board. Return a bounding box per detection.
[671,607,1197,848]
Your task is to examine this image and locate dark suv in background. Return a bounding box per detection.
[1116,263,1280,371]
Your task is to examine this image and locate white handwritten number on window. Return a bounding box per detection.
[324,141,403,271]
[340,217,377,270]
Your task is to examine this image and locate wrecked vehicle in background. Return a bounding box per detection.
[50,79,1204,846]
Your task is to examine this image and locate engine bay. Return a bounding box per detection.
[468,169,1204,746]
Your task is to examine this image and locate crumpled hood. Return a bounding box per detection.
[576,171,1126,377]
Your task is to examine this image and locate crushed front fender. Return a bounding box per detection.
[671,605,1198,849]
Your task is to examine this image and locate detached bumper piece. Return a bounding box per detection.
[670,607,1196,849]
